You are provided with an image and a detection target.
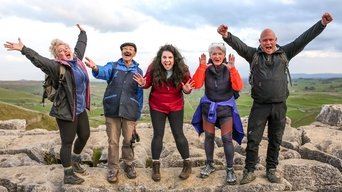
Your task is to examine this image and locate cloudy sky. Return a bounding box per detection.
[1,0,341,80]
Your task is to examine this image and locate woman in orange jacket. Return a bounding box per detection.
[191,42,244,185]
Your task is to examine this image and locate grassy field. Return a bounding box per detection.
[0,78,341,130]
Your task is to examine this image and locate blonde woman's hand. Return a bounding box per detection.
[4,38,24,51]
[76,24,85,32]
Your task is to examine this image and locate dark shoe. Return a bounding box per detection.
[71,154,86,174]
[107,169,119,183]
[179,159,192,180]
[240,169,256,185]
[152,161,161,181]
[124,163,137,179]
[64,168,84,185]
[200,162,215,178]
[266,169,282,183]
[226,167,237,185]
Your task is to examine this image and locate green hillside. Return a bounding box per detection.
[0,101,57,130]
[0,78,341,129]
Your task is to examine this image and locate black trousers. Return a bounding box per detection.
[150,109,190,160]
[244,101,287,172]
[56,110,90,167]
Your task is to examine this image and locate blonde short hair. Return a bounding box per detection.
[49,39,70,59]
[208,42,226,55]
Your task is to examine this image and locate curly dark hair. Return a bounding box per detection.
[151,44,189,88]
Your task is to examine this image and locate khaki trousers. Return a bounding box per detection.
[106,117,135,170]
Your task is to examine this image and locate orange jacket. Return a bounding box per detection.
[192,63,243,91]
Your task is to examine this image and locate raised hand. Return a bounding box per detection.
[224,54,235,69]
[321,12,333,26]
[217,24,229,38]
[181,79,195,94]
[133,73,146,87]
[4,38,24,51]
[76,24,85,32]
[199,53,207,65]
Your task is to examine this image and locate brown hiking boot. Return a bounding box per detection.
[64,167,84,185]
[240,169,256,185]
[152,161,161,181]
[179,159,192,180]
[266,169,282,183]
[124,163,137,179]
[107,169,119,183]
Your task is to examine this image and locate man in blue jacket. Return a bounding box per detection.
[85,42,143,183]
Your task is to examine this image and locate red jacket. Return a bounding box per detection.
[143,64,191,113]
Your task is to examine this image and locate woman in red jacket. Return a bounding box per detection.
[133,44,194,181]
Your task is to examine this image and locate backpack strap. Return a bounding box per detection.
[250,52,260,70]
[248,52,259,86]
[279,53,292,86]
[59,65,66,83]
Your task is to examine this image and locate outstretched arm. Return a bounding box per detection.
[74,24,87,59]
[4,37,59,76]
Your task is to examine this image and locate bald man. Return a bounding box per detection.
[217,12,333,185]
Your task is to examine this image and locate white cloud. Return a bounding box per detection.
[0,0,341,80]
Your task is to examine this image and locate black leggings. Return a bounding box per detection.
[56,110,90,167]
[150,109,190,160]
[203,117,234,167]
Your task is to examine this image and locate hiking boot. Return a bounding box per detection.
[226,167,237,185]
[107,169,119,183]
[152,161,161,181]
[266,169,282,183]
[240,169,256,185]
[64,167,84,185]
[124,163,137,179]
[71,154,86,174]
[200,162,215,178]
[179,159,192,180]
